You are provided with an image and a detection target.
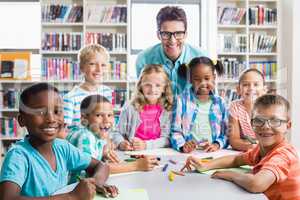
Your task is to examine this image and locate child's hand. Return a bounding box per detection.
[211,171,235,182]
[181,156,209,172]
[136,156,159,171]
[203,143,220,152]
[182,141,197,153]
[105,150,120,164]
[70,178,96,200]
[119,140,134,151]
[132,137,146,150]
[96,184,119,198]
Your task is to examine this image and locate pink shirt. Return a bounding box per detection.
[135,104,163,140]
[229,99,256,138]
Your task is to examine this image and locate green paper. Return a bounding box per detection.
[197,165,252,175]
[95,189,149,200]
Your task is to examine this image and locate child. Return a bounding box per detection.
[171,56,228,153]
[67,94,160,175]
[112,64,173,151]
[64,44,113,130]
[229,68,266,151]
[183,94,300,200]
[0,83,118,199]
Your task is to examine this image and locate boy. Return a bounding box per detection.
[0,83,118,200]
[67,94,160,176]
[64,44,113,129]
[183,94,300,200]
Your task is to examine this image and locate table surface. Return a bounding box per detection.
[55,149,268,200]
[107,149,268,200]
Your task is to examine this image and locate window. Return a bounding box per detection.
[130,1,201,54]
[0,1,41,49]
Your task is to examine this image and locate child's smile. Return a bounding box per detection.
[252,105,290,150]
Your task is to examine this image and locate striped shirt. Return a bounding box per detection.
[242,141,300,200]
[63,85,112,129]
[229,99,256,138]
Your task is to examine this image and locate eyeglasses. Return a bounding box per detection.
[159,31,186,40]
[251,117,288,128]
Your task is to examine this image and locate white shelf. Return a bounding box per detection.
[248,0,277,2]
[0,137,22,141]
[218,52,247,56]
[85,23,127,27]
[249,25,277,29]
[218,79,277,83]
[0,108,18,112]
[41,51,79,55]
[249,53,277,56]
[42,22,84,27]
[0,79,128,84]
[218,24,247,29]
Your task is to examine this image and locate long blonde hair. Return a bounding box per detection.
[131,64,173,111]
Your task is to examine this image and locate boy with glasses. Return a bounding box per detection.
[136,6,207,96]
[182,94,300,200]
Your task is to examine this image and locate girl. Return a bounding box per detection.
[113,64,173,151]
[228,68,266,151]
[171,56,228,153]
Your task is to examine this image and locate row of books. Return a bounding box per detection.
[249,33,277,53]
[219,58,247,80]
[218,34,247,53]
[86,5,127,23]
[41,58,81,81]
[249,61,277,80]
[218,88,239,105]
[42,4,83,23]
[42,32,83,52]
[0,89,20,109]
[217,7,246,25]
[249,6,277,25]
[85,32,127,52]
[0,118,19,138]
[112,89,126,110]
[104,61,127,80]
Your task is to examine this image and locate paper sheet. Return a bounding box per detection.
[124,148,182,156]
[95,189,149,200]
[124,148,241,158]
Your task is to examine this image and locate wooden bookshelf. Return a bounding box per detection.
[217,0,279,103]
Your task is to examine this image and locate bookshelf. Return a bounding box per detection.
[217,0,279,103]
[0,0,130,164]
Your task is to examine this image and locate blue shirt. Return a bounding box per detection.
[0,137,91,197]
[136,43,207,96]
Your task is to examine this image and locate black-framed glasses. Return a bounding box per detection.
[159,31,186,40]
[251,117,288,128]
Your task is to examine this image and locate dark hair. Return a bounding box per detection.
[80,95,111,115]
[253,94,290,115]
[178,56,224,80]
[156,6,187,31]
[19,83,59,113]
[239,68,265,85]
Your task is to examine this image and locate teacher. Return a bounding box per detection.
[136,6,207,96]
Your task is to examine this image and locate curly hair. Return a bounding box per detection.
[131,64,173,111]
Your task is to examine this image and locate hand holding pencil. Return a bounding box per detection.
[180,156,212,172]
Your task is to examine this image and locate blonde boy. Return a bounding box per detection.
[64,44,113,129]
[183,94,300,200]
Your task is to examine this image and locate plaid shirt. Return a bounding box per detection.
[66,126,106,161]
[170,85,229,151]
